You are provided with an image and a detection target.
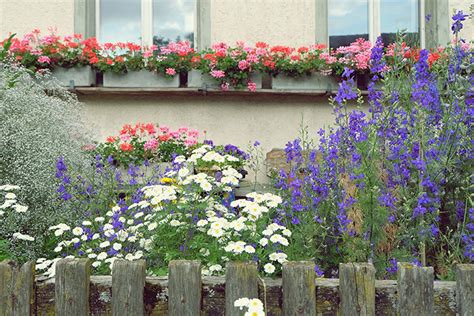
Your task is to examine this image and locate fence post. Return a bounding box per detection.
[0,260,35,315]
[55,258,90,316]
[397,262,434,316]
[456,264,474,316]
[282,261,316,315]
[339,262,375,316]
[112,259,146,316]
[168,260,201,315]
[225,261,258,316]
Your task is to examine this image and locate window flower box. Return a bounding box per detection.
[52,66,96,87]
[187,70,262,90]
[103,70,179,88]
[271,72,339,91]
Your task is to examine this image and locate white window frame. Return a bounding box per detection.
[326,0,426,48]
[95,0,198,47]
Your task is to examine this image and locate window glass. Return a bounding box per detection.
[153,0,196,47]
[381,0,419,45]
[99,0,141,43]
[329,0,369,48]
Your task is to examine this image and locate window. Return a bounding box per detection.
[328,0,422,48]
[96,0,197,46]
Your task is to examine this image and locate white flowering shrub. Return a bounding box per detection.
[0,63,92,260]
[0,185,35,260]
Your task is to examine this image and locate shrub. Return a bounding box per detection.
[0,63,92,260]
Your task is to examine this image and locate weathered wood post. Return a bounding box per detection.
[397,262,434,316]
[0,260,35,316]
[339,262,375,316]
[282,261,316,315]
[112,259,146,316]
[225,261,259,316]
[55,258,91,316]
[456,264,474,316]
[168,260,202,315]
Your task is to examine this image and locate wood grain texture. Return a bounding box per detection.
[456,264,474,316]
[282,261,316,315]
[225,261,258,316]
[339,262,375,316]
[55,258,90,316]
[168,260,201,316]
[0,260,35,316]
[112,259,146,316]
[397,262,434,316]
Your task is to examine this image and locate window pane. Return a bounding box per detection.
[329,0,369,48]
[381,0,419,45]
[153,0,196,47]
[99,0,141,43]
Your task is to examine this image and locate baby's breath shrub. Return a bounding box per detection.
[0,63,92,260]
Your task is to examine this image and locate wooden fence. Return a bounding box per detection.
[0,259,473,315]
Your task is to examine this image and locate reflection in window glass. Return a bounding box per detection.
[100,0,141,43]
[381,0,419,45]
[328,0,369,48]
[153,0,196,47]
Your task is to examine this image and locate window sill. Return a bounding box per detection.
[72,87,370,97]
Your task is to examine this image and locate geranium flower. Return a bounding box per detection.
[165,68,176,76]
[120,143,133,151]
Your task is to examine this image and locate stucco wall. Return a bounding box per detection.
[210,0,316,46]
[80,93,346,180]
[0,0,74,38]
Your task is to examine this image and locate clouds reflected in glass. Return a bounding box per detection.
[328,0,369,48]
[100,0,141,43]
[153,0,196,47]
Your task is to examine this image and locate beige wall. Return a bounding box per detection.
[210,0,316,46]
[0,0,74,38]
[80,93,346,180]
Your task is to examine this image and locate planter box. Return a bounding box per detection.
[271,73,339,91]
[52,66,96,87]
[187,70,262,89]
[103,70,179,88]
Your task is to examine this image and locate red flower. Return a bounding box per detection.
[106,136,117,143]
[120,143,133,152]
[106,58,113,65]
[255,41,269,49]
[159,134,171,142]
[428,52,440,67]
[297,46,309,54]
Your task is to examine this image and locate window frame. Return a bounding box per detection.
[324,0,427,48]
[94,0,198,47]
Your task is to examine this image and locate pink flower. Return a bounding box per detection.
[221,82,230,91]
[178,127,189,134]
[187,129,199,138]
[143,50,153,58]
[210,69,225,78]
[170,131,180,139]
[38,56,50,64]
[159,125,170,134]
[238,59,250,70]
[119,134,131,142]
[246,53,258,63]
[166,68,176,76]
[184,138,197,147]
[144,139,158,150]
[247,81,257,92]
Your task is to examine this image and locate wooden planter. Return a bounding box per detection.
[187,70,262,90]
[271,72,339,91]
[52,66,96,87]
[103,70,179,88]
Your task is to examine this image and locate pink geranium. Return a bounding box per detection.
[210,69,225,78]
[38,56,51,64]
[159,125,170,134]
[238,59,250,70]
[221,82,230,91]
[144,139,158,150]
[166,68,176,76]
[247,81,257,92]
